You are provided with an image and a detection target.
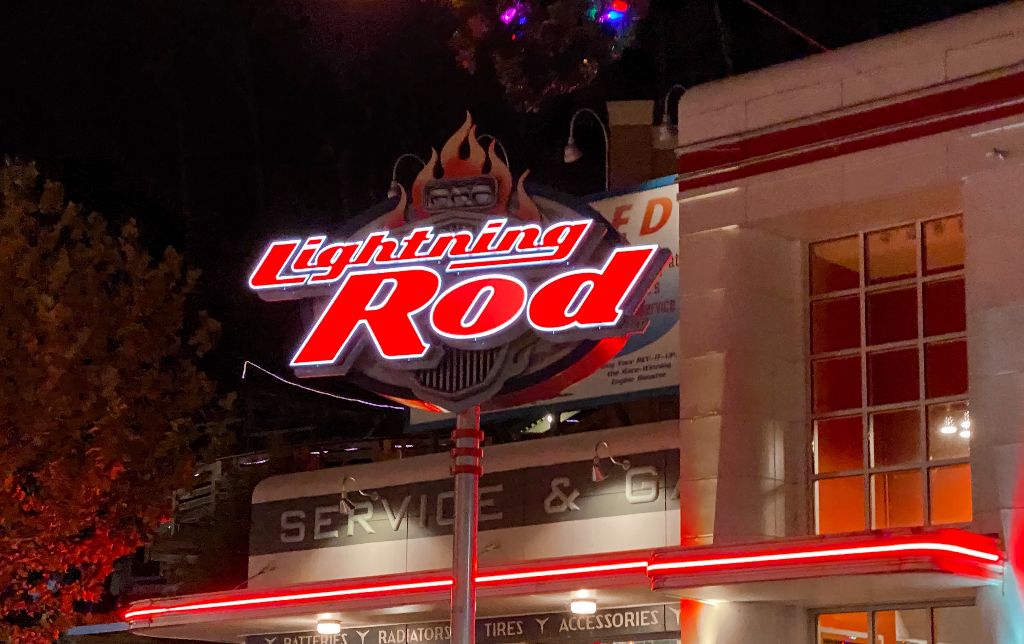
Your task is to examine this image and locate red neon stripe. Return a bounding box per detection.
[648,540,1001,574]
[124,535,1001,623]
[477,560,649,584]
[123,560,648,622]
[124,579,453,620]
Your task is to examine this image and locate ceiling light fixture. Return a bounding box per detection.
[317,620,343,635]
[940,416,958,435]
[570,599,597,615]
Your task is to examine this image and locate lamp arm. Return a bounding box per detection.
[391,153,427,183]
[478,134,511,171]
[568,108,610,191]
[661,84,687,121]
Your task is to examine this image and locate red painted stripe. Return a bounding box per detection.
[678,70,1024,191]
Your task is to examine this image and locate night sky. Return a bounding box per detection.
[0,0,1008,431]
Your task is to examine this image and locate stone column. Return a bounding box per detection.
[963,162,1024,644]
[677,224,807,545]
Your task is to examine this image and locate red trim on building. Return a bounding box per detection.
[677,69,1024,192]
[649,529,1001,581]
[124,530,1001,625]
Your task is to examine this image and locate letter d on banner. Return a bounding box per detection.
[527,246,666,334]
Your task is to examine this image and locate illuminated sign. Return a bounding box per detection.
[249,115,670,412]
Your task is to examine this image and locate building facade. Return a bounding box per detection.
[117,3,1024,643]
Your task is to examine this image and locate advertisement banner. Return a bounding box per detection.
[410,177,678,427]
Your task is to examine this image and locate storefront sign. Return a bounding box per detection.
[248,115,669,413]
[250,450,678,556]
[244,604,681,644]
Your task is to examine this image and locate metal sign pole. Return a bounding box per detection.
[450,405,483,644]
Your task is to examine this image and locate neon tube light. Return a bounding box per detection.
[124,561,648,622]
[477,560,649,584]
[124,579,454,620]
[647,540,1001,574]
[124,536,1001,624]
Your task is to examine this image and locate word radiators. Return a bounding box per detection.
[248,115,669,412]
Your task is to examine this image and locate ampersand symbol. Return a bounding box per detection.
[543,477,581,514]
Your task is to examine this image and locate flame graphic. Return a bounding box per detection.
[401,113,540,222]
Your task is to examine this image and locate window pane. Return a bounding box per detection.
[924,215,965,275]
[816,416,863,474]
[930,463,973,525]
[812,296,861,353]
[935,605,982,643]
[928,401,971,460]
[811,236,860,295]
[868,348,919,406]
[867,286,917,345]
[813,355,863,414]
[924,277,966,336]
[871,408,920,467]
[872,469,924,528]
[817,612,868,644]
[874,609,930,644]
[817,476,865,534]
[867,224,917,285]
[926,340,968,398]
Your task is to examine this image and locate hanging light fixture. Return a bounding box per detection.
[939,416,958,435]
[655,84,686,148]
[591,441,631,482]
[340,477,379,514]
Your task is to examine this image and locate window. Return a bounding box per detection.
[817,604,980,643]
[810,216,971,534]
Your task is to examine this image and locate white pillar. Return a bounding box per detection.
[678,225,807,544]
[963,163,1024,644]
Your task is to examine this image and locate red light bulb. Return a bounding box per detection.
[610,0,628,12]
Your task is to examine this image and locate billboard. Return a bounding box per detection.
[410,176,678,426]
[249,115,669,414]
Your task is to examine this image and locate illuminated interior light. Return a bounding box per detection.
[959,428,972,439]
[697,599,727,606]
[317,620,343,635]
[678,186,740,204]
[570,599,598,615]
[940,416,958,435]
[573,589,593,599]
[960,411,971,430]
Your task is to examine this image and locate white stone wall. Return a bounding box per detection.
[676,2,1024,146]
[964,162,1024,644]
